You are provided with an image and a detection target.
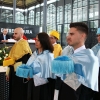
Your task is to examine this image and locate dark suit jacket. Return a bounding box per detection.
[0,34,10,42]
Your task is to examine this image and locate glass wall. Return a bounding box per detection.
[41,11,43,26]
[28,10,34,25]
[89,0,99,28]
[0,0,100,47]
[15,12,24,24]
[36,12,40,25]
[64,3,71,35]
[47,4,56,33]
[0,9,13,23]
[57,6,63,33]
[0,0,99,28]
[73,0,87,22]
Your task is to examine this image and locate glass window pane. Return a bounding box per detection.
[15,12,24,24]
[64,24,70,35]
[64,24,68,34]
[78,1,82,7]
[83,7,87,21]
[41,11,43,26]
[83,0,87,6]
[67,4,71,10]
[74,0,77,3]
[57,25,62,33]
[24,16,27,24]
[67,11,71,23]
[73,9,77,22]
[65,11,67,23]
[57,6,63,24]
[28,10,34,25]
[47,4,56,33]
[36,12,40,25]
[90,21,94,28]
[94,20,98,28]
[73,3,77,8]
[1,9,13,23]
[89,5,94,20]
[78,8,82,21]
[89,0,94,5]
[65,4,71,23]
[94,4,99,19]
[64,4,71,23]
[89,20,98,28]
[94,0,99,4]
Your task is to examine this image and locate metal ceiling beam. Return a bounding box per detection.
[43,0,47,32]
[13,0,16,23]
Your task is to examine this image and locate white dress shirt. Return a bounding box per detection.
[74,45,86,54]
[3,34,6,40]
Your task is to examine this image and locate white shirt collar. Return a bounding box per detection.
[53,42,57,46]
[74,45,86,54]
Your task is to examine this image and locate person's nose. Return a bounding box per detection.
[66,35,70,39]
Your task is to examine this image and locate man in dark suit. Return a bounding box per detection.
[0,28,10,42]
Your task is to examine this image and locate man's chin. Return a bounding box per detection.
[67,43,72,46]
[13,38,17,41]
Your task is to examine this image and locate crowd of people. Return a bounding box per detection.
[1,22,100,100]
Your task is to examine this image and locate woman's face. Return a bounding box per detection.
[35,36,42,49]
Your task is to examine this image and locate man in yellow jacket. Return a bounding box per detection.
[49,30,62,58]
[5,27,32,100]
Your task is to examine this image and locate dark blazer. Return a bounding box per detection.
[0,34,10,42]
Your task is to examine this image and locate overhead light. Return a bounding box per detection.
[0,6,25,12]
[0,6,13,10]
[16,8,25,12]
[28,6,35,10]
[28,0,59,11]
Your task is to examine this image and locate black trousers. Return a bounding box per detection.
[93,68,100,100]
[56,77,95,100]
[27,78,55,100]
[8,67,28,100]
[78,85,95,100]
[58,82,78,100]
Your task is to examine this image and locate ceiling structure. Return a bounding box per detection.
[0,0,43,9]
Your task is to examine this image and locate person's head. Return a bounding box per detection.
[35,32,54,53]
[13,27,24,41]
[3,28,8,35]
[96,28,100,43]
[49,30,60,44]
[67,22,88,50]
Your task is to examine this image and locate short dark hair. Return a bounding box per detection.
[37,32,54,53]
[70,22,88,36]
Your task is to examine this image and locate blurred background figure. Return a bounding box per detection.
[49,30,62,58]
[0,28,10,42]
[23,34,28,40]
[92,27,100,100]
